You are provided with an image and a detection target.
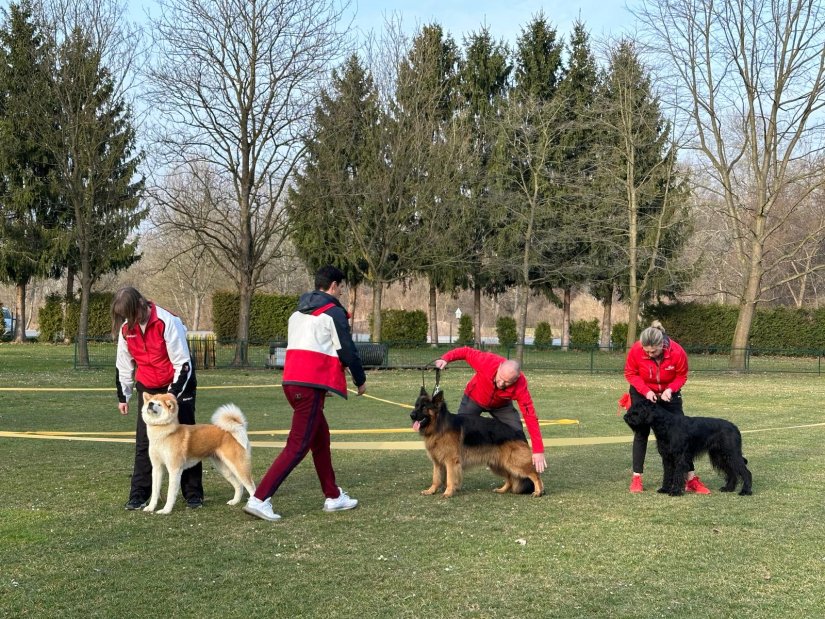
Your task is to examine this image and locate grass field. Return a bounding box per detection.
[2,343,825,618]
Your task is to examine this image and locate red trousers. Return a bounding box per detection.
[254,385,340,500]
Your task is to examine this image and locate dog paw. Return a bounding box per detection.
[442,491,455,498]
[668,490,684,497]
[739,489,753,496]
[227,498,241,505]
[719,487,735,493]
[157,508,173,514]
[142,505,155,512]
[421,488,438,495]
[531,490,544,498]
[656,487,668,494]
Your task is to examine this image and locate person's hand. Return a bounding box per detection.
[645,390,658,403]
[118,402,129,416]
[356,383,367,396]
[661,388,673,402]
[532,453,547,473]
[434,359,447,370]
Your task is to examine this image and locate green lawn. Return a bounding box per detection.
[1,343,824,618]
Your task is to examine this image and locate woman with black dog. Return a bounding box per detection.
[623,321,710,495]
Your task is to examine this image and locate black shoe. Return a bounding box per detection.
[125,497,148,510]
[186,498,204,509]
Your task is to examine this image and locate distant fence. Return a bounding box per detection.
[75,338,825,374]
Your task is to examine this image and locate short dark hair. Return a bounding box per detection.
[315,265,345,290]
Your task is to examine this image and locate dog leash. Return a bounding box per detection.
[421,364,442,396]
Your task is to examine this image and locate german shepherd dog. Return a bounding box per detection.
[623,399,752,496]
[410,387,543,498]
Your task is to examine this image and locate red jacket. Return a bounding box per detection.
[441,347,544,454]
[624,338,688,396]
[116,303,193,402]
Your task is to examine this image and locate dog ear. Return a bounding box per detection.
[142,392,151,403]
[419,386,428,397]
[432,390,444,405]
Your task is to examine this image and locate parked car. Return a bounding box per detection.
[2,306,14,335]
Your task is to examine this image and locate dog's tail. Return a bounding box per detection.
[212,404,250,450]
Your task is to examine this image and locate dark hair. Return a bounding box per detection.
[315,265,345,290]
[111,287,149,331]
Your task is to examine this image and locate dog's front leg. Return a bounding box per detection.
[668,455,688,496]
[422,463,443,495]
[443,458,461,498]
[658,454,676,495]
[143,453,163,512]
[157,467,182,514]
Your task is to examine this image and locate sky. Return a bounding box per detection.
[346,0,639,48]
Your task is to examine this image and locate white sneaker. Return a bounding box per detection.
[243,496,281,521]
[323,487,358,512]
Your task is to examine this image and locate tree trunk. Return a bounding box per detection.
[428,281,438,347]
[347,284,359,331]
[474,284,482,345]
[14,283,27,343]
[193,296,202,331]
[234,274,252,366]
[729,236,765,370]
[515,283,529,364]
[76,274,92,368]
[561,287,571,351]
[63,265,76,343]
[371,283,383,342]
[600,286,614,350]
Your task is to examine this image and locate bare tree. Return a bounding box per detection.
[638,0,825,369]
[145,0,350,363]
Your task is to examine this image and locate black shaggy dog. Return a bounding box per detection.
[623,400,752,496]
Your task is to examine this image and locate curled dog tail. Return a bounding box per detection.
[212,403,250,450]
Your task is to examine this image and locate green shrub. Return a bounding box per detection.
[64,292,116,341]
[38,294,65,342]
[213,291,299,341]
[534,321,553,348]
[611,322,628,350]
[457,314,474,345]
[570,318,599,349]
[496,316,517,348]
[381,309,428,344]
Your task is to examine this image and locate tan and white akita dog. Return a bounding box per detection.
[141,393,256,514]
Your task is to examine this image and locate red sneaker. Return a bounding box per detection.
[629,475,643,493]
[685,476,711,494]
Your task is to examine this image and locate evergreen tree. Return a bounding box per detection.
[48,26,144,362]
[458,28,512,342]
[592,39,692,345]
[0,1,60,342]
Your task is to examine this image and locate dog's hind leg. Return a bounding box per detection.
[212,457,244,505]
[737,457,753,496]
[422,463,444,495]
[215,453,256,504]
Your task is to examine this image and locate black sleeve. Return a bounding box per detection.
[328,305,366,387]
[115,368,126,403]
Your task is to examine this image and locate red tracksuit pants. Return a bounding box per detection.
[254,385,339,500]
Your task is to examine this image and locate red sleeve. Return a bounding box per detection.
[514,378,544,454]
[624,346,651,396]
[441,346,479,367]
[666,343,688,392]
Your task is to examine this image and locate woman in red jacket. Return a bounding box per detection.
[624,321,710,495]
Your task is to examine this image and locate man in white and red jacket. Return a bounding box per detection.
[434,347,547,474]
[113,287,202,510]
[244,266,367,522]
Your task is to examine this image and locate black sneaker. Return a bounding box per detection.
[186,498,204,509]
[124,497,148,510]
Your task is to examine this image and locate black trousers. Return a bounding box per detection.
[456,393,528,441]
[129,378,203,502]
[629,386,693,474]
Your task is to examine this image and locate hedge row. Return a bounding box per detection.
[38,292,115,341]
[643,302,825,350]
[212,291,300,341]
